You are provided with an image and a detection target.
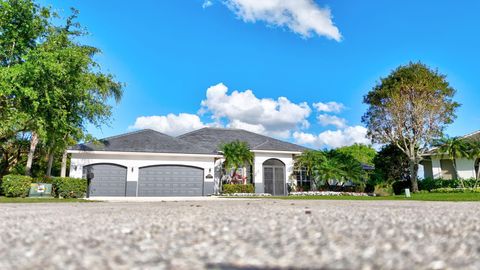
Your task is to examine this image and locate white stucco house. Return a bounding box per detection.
[68,128,307,197]
[421,130,480,180]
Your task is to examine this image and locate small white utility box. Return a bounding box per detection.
[405,188,411,198]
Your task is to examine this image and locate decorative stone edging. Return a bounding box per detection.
[289,191,370,197]
[221,193,272,197]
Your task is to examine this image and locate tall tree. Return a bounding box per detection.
[362,62,459,192]
[0,1,123,177]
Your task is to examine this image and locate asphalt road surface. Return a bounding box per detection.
[1,200,479,269]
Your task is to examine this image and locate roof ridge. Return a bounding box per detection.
[461,130,480,139]
[95,129,160,142]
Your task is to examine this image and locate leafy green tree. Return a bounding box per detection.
[0,0,50,143]
[219,140,254,181]
[0,2,123,177]
[362,62,459,192]
[372,143,410,184]
[336,143,376,165]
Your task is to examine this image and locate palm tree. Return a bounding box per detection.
[433,136,471,187]
[219,140,254,184]
[294,150,327,190]
[294,150,366,191]
[466,140,480,188]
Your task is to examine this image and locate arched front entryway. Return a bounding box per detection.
[263,159,286,196]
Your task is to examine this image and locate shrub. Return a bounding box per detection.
[52,177,87,198]
[222,184,255,194]
[392,180,410,195]
[1,175,32,197]
[374,183,393,196]
[430,187,480,193]
[418,178,460,191]
[33,176,54,184]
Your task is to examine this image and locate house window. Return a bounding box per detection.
[293,168,311,189]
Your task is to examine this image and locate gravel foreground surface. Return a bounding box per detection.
[1,200,480,270]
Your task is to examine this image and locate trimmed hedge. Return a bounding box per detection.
[222,184,255,194]
[418,178,479,191]
[430,187,480,193]
[1,175,32,197]
[52,177,87,198]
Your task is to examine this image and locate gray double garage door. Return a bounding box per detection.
[84,164,204,197]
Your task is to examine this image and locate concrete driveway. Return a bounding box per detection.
[1,200,479,269]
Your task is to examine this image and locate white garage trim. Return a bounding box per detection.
[67,149,222,158]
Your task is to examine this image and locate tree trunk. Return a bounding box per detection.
[409,160,419,192]
[60,151,68,177]
[46,150,54,177]
[25,132,39,176]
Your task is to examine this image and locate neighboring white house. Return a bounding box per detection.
[68,128,307,197]
[421,130,480,180]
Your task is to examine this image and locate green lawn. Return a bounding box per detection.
[234,193,480,202]
[0,197,92,203]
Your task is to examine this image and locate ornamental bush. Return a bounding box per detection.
[418,178,459,191]
[1,175,32,197]
[392,180,410,195]
[222,184,255,194]
[374,183,393,196]
[52,177,87,198]
[418,178,479,191]
[430,187,480,193]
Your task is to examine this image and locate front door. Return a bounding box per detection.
[263,159,286,196]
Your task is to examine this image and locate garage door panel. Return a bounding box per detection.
[84,164,127,197]
[138,166,203,196]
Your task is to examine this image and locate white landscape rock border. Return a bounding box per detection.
[289,191,370,197]
[221,193,272,197]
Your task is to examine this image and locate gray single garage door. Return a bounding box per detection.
[83,164,127,196]
[138,166,203,196]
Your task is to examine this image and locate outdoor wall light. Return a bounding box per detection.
[206,168,213,179]
[131,167,134,172]
[74,165,78,171]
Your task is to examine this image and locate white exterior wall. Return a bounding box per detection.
[431,158,442,178]
[69,152,217,184]
[455,158,475,179]
[253,152,295,193]
[429,156,476,179]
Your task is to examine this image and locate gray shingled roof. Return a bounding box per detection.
[70,129,213,155]
[177,127,309,153]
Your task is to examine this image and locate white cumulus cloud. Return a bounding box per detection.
[202,0,213,9]
[313,101,345,113]
[222,0,341,40]
[317,114,347,128]
[200,83,311,138]
[130,113,205,136]
[293,126,370,149]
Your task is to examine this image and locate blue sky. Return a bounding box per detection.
[40,0,480,148]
